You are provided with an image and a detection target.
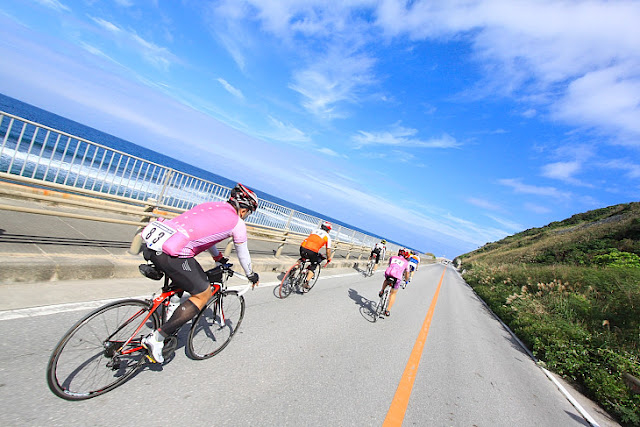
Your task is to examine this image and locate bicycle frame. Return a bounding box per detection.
[115,272,225,357]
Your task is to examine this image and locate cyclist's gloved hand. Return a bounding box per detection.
[213,253,228,263]
[247,272,259,285]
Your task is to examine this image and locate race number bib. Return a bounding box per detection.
[141,221,176,252]
[391,258,404,266]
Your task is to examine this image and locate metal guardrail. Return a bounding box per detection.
[0,110,401,258]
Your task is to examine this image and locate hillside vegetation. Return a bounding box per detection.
[457,202,640,426]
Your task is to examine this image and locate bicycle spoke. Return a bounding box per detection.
[187,291,245,360]
[47,300,158,400]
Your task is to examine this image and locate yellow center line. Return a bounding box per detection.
[383,267,446,426]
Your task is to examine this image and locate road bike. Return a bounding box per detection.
[46,262,250,401]
[373,284,391,322]
[364,256,376,277]
[278,254,326,298]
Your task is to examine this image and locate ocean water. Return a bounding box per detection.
[0,93,379,240]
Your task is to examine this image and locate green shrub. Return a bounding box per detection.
[461,262,640,425]
[594,249,640,268]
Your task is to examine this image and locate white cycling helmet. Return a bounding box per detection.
[228,183,259,213]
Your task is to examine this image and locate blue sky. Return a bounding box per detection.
[1,0,639,259]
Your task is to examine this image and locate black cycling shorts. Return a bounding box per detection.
[299,246,323,271]
[384,275,400,289]
[370,250,381,263]
[143,247,209,295]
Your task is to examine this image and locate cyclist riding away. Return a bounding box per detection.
[378,249,411,317]
[408,251,420,282]
[299,220,333,288]
[369,239,387,273]
[140,183,260,363]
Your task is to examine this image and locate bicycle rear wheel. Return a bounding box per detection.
[374,291,389,321]
[366,260,374,276]
[47,299,159,400]
[187,290,245,360]
[278,265,297,298]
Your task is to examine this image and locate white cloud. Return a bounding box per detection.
[552,64,640,145]
[467,197,500,211]
[374,0,640,144]
[306,176,505,249]
[541,161,581,181]
[88,15,176,70]
[34,0,70,13]
[524,202,551,215]
[289,50,377,119]
[90,16,121,33]
[600,159,640,179]
[498,178,571,199]
[259,116,311,144]
[217,78,245,100]
[485,214,523,232]
[352,125,460,149]
[317,147,342,157]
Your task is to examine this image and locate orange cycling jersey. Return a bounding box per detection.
[301,229,332,253]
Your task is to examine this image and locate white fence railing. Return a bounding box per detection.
[0,110,401,256]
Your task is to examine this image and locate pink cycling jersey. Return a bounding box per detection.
[385,255,410,280]
[156,202,247,258]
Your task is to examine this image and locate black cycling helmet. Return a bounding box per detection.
[228,183,259,213]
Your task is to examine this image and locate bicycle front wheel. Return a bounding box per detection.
[47,299,159,400]
[305,265,321,291]
[278,265,297,299]
[187,290,245,360]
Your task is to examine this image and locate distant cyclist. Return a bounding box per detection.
[299,220,333,288]
[140,183,260,363]
[378,249,411,317]
[369,239,387,273]
[407,251,421,283]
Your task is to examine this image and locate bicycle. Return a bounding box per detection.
[373,284,391,322]
[46,262,250,401]
[278,254,326,298]
[364,256,376,277]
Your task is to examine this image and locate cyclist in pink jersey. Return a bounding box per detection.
[140,183,260,363]
[378,249,411,317]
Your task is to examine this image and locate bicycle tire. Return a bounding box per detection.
[305,264,321,291]
[375,290,389,320]
[187,290,245,360]
[366,260,375,276]
[47,299,159,400]
[278,264,297,298]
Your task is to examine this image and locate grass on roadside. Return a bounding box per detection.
[461,262,640,426]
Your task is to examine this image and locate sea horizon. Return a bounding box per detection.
[0,92,388,244]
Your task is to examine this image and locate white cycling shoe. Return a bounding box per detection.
[142,333,165,364]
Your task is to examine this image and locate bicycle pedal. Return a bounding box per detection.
[145,354,160,363]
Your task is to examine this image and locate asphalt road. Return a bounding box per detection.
[0,264,610,426]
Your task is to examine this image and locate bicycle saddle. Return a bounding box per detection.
[138,263,164,280]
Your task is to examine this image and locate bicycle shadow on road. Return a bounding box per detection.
[347,288,378,323]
